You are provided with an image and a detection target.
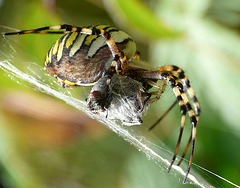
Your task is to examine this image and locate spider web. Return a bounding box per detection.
[0,26,239,188]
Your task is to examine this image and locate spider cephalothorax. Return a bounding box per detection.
[4,24,200,183]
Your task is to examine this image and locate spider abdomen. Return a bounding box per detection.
[44,25,136,87]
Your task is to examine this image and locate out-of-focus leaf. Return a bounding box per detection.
[207,0,240,29]
[58,0,111,26]
[102,0,181,39]
[0,110,44,188]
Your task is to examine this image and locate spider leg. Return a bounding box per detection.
[168,75,198,183]
[140,70,198,183]
[166,76,188,167]
[157,65,201,119]
[158,65,201,175]
[4,24,129,74]
[177,134,192,166]
[166,75,198,183]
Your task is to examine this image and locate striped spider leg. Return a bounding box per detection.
[140,65,200,183]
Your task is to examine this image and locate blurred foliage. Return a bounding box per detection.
[0,0,240,188]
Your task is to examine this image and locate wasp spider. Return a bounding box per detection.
[4,24,201,183]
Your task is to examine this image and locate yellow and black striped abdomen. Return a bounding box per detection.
[44,25,136,87]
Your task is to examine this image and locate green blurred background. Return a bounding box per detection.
[0,0,240,187]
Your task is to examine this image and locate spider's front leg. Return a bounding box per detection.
[139,65,200,183]
[157,65,201,119]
